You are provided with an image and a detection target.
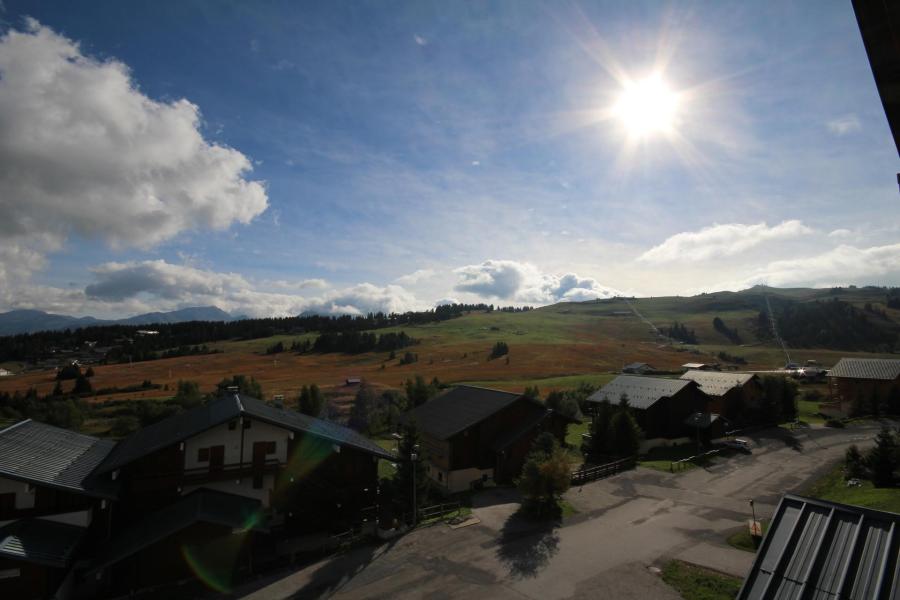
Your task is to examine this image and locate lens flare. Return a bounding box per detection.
[181,531,250,594]
[613,74,680,138]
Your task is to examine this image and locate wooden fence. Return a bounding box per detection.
[570,456,635,485]
[670,448,720,472]
[418,500,462,523]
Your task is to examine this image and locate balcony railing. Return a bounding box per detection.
[182,458,282,482]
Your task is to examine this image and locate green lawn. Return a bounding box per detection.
[661,560,743,600]
[462,373,616,393]
[638,443,711,472]
[373,437,399,480]
[804,462,900,514]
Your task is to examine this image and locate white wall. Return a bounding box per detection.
[183,417,290,470]
[0,476,34,510]
[638,436,691,454]
[427,467,493,494]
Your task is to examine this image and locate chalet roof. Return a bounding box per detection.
[586,375,696,410]
[89,489,265,574]
[97,393,393,474]
[680,371,758,397]
[738,494,900,600]
[0,519,85,568]
[491,410,553,452]
[407,385,531,441]
[682,362,709,369]
[0,420,116,497]
[623,362,653,371]
[828,358,900,381]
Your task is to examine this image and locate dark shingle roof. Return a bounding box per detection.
[0,420,116,496]
[828,358,900,381]
[0,519,85,568]
[89,489,264,574]
[739,494,900,600]
[680,371,758,396]
[587,375,695,410]
[491,410,551,452]
[97,393,393,474]
[407,385,527,440]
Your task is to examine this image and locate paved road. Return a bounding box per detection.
[234,423,883,600]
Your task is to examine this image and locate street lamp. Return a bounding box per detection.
[410,444,420,526]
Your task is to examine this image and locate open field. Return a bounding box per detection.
[2,289,897,415]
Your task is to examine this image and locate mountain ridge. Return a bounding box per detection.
[0,306,234,336]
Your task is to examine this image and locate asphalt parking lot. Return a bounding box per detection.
[234,422,884,600]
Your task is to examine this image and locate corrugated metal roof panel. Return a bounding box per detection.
[0,420,116,495]
[828,358,900,381]
[739,495,900,600]
[680,371,758,397]
[587,375,695,410]
[0,519,85,568]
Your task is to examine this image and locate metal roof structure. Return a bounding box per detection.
[853,0,900,157]
[586,375,697,410]
[0,519,85,568]
[738,494,900,600]
[680,371,759,397]
[828,358,900,381]
[97,393,394,474]
[89,489,265,574]
[0,419,116,497]
[406,385,537,441]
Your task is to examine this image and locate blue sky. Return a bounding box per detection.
[0,1,897,318]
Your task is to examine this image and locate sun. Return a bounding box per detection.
[612,74,680,139]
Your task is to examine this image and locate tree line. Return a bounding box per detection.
[0,303,499,363]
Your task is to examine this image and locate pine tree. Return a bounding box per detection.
[868,427,898,487]
[589,399,615,459]
[517,432,571,517]
[395,419,429,515]
[608,400,641,458]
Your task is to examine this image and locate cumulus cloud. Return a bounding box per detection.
[827,228,853,238]
[827,114,861,136]
[638,220,813,264]
[454,260,618,304]
[395,269,436,285]
[81,260,420,317]
[715,243,900,290]
[0,20,267,253]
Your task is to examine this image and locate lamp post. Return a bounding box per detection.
[410,444,420,526]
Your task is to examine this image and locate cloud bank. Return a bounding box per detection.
[454,260,619,303]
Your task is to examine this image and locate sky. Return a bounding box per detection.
[0,1,898,319]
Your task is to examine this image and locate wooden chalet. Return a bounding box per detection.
[0,420,117,600]
[680,370,763,422]
[827,358,900,416]
[586,375,710,441]
[406,385,578,493]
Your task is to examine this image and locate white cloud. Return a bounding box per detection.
[453,260,618,303]
[638,220,813,264]
[414,34,428,46]
[827,114,861,136]
[828,228,853,238]
[395,268,436,285]
[714,243,900,290]
[0,20,267,254]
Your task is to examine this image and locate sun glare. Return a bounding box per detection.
[613,74,680,139]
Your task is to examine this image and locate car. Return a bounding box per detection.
[722,438,752,453]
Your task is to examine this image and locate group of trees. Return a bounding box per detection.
[712,317,742,345]
[845,426,899,487]
[661,322,698,344]
[297,384,325,417]
[311,331,416,355]
[588,396,642,459]
[757,298,897,352]
[490,341,509,359]
[0,387,87,431]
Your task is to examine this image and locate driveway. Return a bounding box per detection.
[233,422,883,600]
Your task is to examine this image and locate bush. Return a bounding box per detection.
[845,445,866,480]
[517,432,571,517]
[490,341,509,359]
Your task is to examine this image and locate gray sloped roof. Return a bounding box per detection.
[0,420,116,497]
[738,494,900,600]
[97,393,394,474]
[0,519,85,568]
[828,358,900,381]
[407,385,528,440]
[89,489,264,574]
[586,375,695,410]
[680,371,758,396]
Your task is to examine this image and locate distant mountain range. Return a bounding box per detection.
[0,306,235,336]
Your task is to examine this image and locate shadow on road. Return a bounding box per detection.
[749,427,803,452]
[278,538,397,599]
[495,509,561,579]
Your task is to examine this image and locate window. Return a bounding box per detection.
[198,448,210,462]
[243,419,252,429]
